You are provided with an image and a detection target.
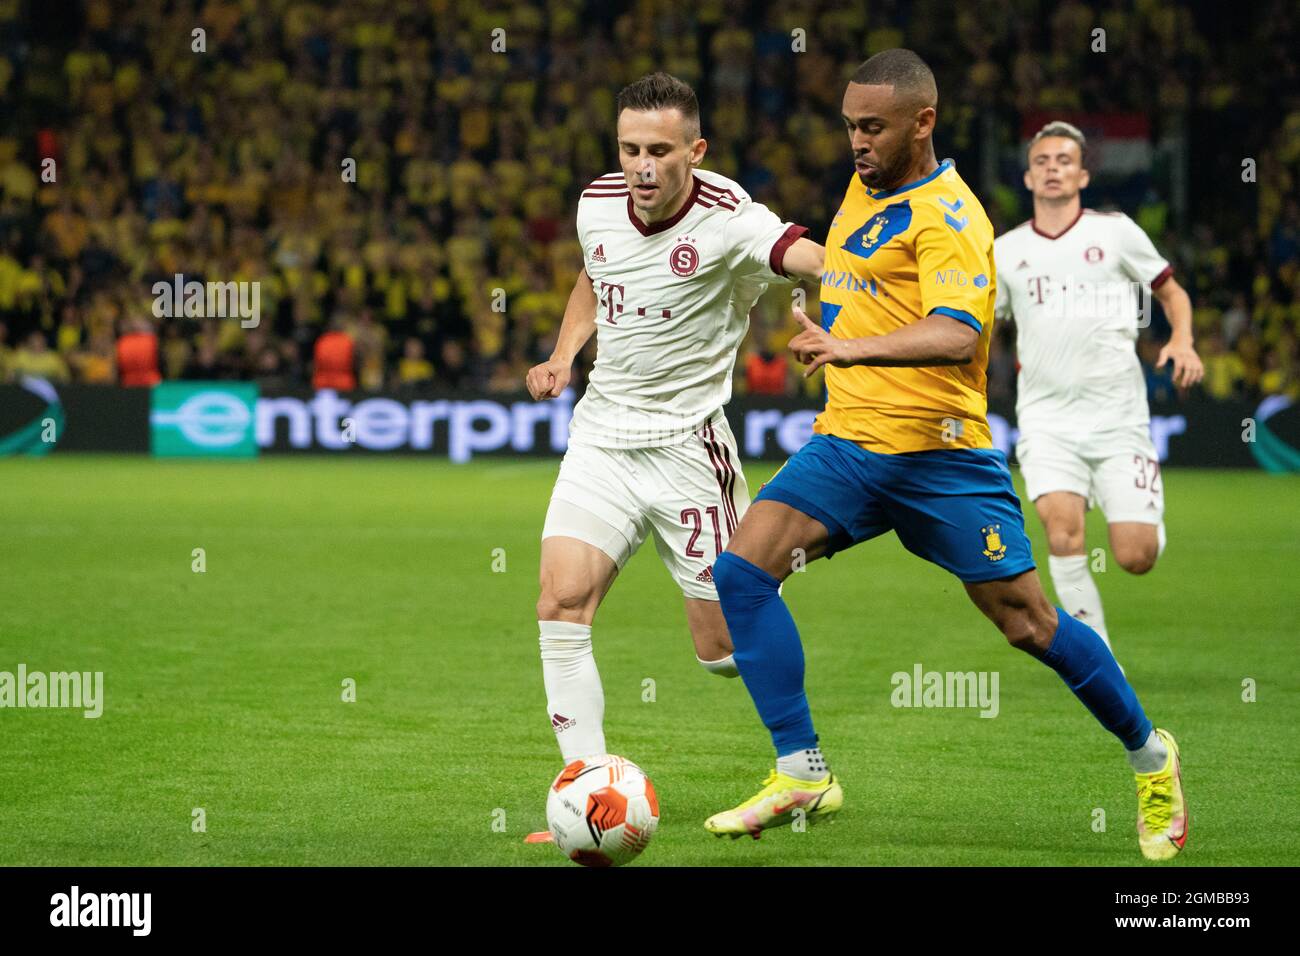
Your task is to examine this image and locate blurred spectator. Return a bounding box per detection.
[182,338,232,380]
[253,346,293,391]
[397,337,435,389]
[745,347,790,396]
[439,340,469,391]
[0,0,1292,408]
[69,326,117,385]
[115,317,161,387]
[312,318,356,392]
[1221,293,1250,346]
[8,331,70,383]
[1201,331,1246,400]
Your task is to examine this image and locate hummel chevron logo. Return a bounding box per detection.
[944,212,968,232]
[938,197,964,212]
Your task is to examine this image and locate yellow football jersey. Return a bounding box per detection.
[815,159,996,453]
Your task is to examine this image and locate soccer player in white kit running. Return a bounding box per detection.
[524,73,826,764]
[994,121,1204,656]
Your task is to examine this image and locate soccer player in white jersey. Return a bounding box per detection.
[994,121,1204,656]
[524,73,825,765]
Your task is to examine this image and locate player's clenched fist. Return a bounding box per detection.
[526,357,572,400]
[788,306,853,377]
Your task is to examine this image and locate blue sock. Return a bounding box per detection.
[1037,608,1152,749]
[712,552,817,756]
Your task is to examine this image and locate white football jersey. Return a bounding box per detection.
[570,168,807,448]
[994,209,1172,434]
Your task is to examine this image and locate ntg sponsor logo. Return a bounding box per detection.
[931,268,988,288]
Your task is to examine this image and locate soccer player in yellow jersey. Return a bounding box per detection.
[703,50,1188,861]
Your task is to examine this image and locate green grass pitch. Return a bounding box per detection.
[1,456,1297,866]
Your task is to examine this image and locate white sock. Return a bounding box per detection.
[776,747,829,781]
[539,620,605,762]
[1048,554,1111,651]
[1126,729,1169,774]
[697,653,739,678]
[1157,521,1167,558]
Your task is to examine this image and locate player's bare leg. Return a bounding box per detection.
[1108,521,1159,575]
[1035,492,1086,557]
[963,568,1165,756]
[726,499,832,581]
[963,568,1060,653]
[684,598,738,676]
[538,535,618,625]
[1035,491,1113,651]
[537,535,618,763]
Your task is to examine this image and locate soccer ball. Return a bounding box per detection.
[546,754,659,867]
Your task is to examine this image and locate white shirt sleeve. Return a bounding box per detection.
[575,200,589,255]
[1116,214,1172,287]
[721,199,808,281]
[993,240,1012,321]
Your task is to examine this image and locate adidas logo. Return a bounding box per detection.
[591,244,606,263]
[1016,259,1029,270]
[551,713,576,732]
[695,566,714,583]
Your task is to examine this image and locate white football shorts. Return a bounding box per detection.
[1016,424,1165,525]
[542,413,750,600]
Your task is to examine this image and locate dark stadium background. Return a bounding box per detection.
[0,0,1296,433]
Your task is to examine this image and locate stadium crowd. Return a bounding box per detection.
[0,0,1297,404]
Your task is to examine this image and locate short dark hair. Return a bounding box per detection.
[849,48,937,111]
[615,72,701,140]
[1028,120,1088,166]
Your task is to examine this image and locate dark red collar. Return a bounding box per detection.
[626,175,702,236]
[1031,205,1084,240]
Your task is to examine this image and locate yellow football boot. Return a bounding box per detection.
[704,770,842,839]
[1136,728,1189,861]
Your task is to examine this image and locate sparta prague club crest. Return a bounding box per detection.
[981,524,1007,561]
[669,237,700,277]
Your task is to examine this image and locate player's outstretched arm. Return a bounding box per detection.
[787,306,978,376]
[526,267,598,400]
[1152,276,1203,389]
[779,238,826,285]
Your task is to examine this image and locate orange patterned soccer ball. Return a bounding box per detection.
[546,755,659,867]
